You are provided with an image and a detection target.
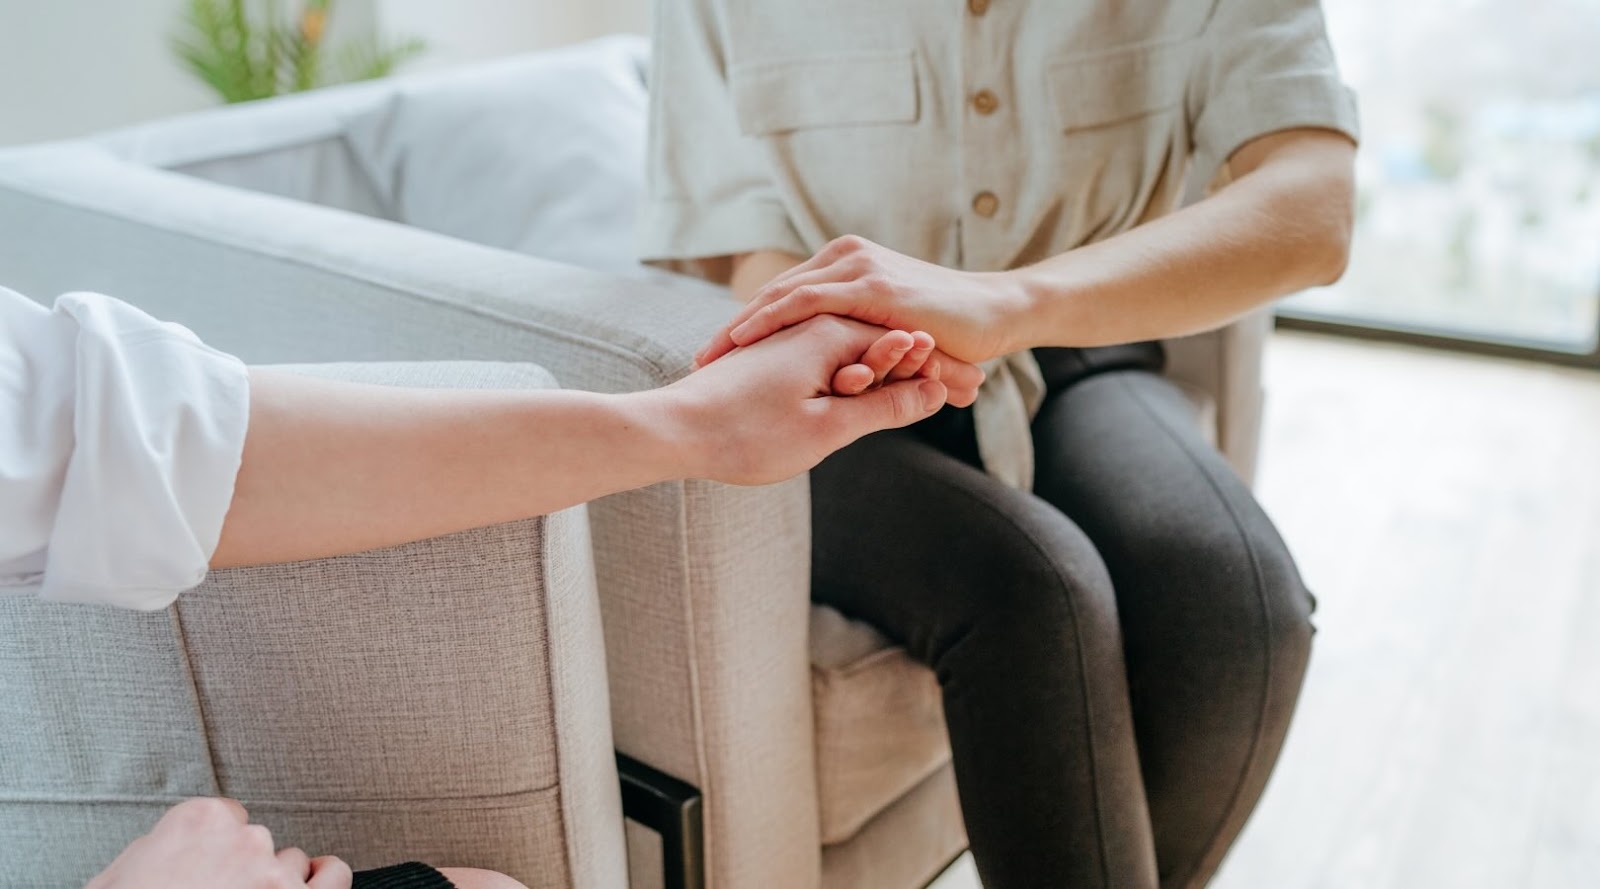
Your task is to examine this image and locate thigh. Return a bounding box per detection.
[1030,368,1313,702]
[809,428,1119,666]
[1030,367,1315,887]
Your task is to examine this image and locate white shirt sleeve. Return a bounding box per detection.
[0,287,250,610]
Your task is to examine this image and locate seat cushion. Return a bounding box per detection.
[809,605,949,845]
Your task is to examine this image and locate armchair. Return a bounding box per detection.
[0,35,1268,889]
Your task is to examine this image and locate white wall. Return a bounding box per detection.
[0,0,647,146]
[378,0,648,70]
[0,0,215,144]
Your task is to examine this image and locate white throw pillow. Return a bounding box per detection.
[341,35,652,275]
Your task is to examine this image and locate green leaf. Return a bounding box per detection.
[172,0,425,102]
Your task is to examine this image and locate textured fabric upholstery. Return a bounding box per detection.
[820,766,967,889]
[810,606,947,846]
[0,44,1265,886]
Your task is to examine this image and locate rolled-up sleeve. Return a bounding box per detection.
[0,289,249,610]
[1186,0,1361,199]
[636,0,809,278]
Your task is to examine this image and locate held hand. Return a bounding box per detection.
[86,799,352,889]
[828,329,940,397]
[695,236,1029,368]
[664,315,985,486]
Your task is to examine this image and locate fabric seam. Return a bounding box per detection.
[167,606,226,799]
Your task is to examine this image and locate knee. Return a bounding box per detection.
[438,868,529,889]
[933,508,1123,659]
[1161,515,1314,667]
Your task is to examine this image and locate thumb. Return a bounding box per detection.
[820,379,947,445]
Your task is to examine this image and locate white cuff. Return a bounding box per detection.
[39,293,250,611]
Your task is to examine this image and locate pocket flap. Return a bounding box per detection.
[730,50,919,136]
[1049,41,1191,132]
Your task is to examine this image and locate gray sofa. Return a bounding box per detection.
[0,37,1269,889]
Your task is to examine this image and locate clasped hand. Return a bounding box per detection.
[695,235,1027,369]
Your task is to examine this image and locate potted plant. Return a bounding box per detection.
[173,0,425,103]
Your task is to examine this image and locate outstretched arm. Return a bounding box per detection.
[212,316,978,569]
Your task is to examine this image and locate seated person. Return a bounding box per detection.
[0,286,983,889]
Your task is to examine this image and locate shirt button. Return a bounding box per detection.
[972,191,1000,218]
[972,89,1000,115]
[968,0,990,15]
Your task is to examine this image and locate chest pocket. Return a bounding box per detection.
[1048,39,1191,133]
[1048,39,1194,235]
[729,50,919,136]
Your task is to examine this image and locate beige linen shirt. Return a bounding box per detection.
[639,0,1360,488]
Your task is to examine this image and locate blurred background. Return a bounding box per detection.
[2,1,1596,887]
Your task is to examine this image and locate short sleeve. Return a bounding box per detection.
[1186,0,1360,199]
[636,0,809,280]
[0,290,250,610]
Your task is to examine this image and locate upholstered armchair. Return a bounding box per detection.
[0,36,1269,889]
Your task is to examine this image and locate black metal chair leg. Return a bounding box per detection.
[617,752,704,889]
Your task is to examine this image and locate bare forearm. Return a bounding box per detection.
[211,370,687,569]
[210,314,973,570]
[1006,130,1356,349]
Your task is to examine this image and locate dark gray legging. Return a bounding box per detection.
[810,343,1314,889]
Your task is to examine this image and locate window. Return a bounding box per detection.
[1283,0,1600,360]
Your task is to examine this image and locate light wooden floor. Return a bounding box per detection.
[933,331,1600,889]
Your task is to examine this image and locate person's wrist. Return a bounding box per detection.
[982,268,1043,355]
[621,385,709,483]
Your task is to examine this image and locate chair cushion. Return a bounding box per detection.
[809,605,949,845]
[340,35,653,276]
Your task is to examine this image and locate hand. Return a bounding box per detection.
[662,315,984,486]
[828,328,941,397]
[695,236,1029,368]
[87,798,352,889]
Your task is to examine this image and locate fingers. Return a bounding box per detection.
[856,329,916,386]
[307,856,354,889]
[836,331,930,395]
[821,378,948,446]
[924,350,985,407]
[884,331,934,383]
[692,327,740,370]
[277,847,312,881]
[830,363,875,395]
[728,281,871,348]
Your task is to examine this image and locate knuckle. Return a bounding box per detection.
[843,253,875,276]
[860,274,894,296]
[889,388,915,424]
[811,406,846,441]
[242,823,276,854]
[833,234,868,253]
[172,797,225,825]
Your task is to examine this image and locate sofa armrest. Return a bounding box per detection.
[0,146,821,889]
